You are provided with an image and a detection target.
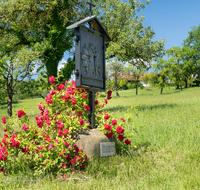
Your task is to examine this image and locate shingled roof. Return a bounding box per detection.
[66,15,112,42]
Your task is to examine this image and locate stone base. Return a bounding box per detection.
[75,128,117,157]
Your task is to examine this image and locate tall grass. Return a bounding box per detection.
[0,87,200,189]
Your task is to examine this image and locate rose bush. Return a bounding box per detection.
[0,76,132,176]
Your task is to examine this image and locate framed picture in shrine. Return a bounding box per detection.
[74,26,106,90]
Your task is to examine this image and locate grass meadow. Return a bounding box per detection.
[0,87,200,189]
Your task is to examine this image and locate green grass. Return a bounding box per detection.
[1,87,200,189]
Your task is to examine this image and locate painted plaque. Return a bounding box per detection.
[100,142,116,157]
[75,26,106,90]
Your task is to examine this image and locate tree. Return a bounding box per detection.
[0,0,87,116]
[0,0,87,82]
[106,60,124,97]
[153,59,170,94]
[167,47,185,90]
[167,46,199,89]
[182,25,200,86]
[119,79,128,90]
[94,0,165,67]
[0,47,40,116]
[125,65,145,95]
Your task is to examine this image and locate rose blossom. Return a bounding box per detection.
[64,129,68,134]
[104,98,108,104]
[22,124,29,131]
[49,76,55,84]
[58,130,63,136]
[50,89,56,95]
[118,135,125,141]
[38,104,44,112]
[116,126,124,134]
[46,119,51,126]
[121,118,126,122]
[112,119,117,126]
[79,119,84,126]
[125,139,131,144]
[17,110,26,118]
[106,131,113,138]
[37,120,43,128]
[84,105,90,111]
[104,114,110,120]
[107,90,112,97]
[57,84,65,91]
[2,117,6,124]
[82,93,87,99]
[104,124,112,131]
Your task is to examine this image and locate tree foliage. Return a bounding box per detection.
[94,0,165,67]
[106,60,124,97]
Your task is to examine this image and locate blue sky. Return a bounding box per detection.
[139,0,200,50]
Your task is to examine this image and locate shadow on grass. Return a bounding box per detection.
[103,103,177,113]
[0,100,20,110]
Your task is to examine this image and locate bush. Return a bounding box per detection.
[0,76,132,176]
[127,82,144,89]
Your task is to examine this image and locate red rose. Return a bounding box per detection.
[71,80,76,86]
[82,93,87,99]
[46,137,51,142]
[4,134,9,138]
[108,96,112,100]
[106,131,113,138]
[95,100,98,105]
[125,139,131,144]
[80,165,85,169]
[17,110,26,118]
[37,120,43,128]
[58,130,63,136]
[84,105,90,111]
[70,99,76,105]
[104,124,112,131]
[118,135,125,141]
[71,159,76,165]
[104,114,110,120]
[46,119,51,126]
[2,117,6,124]
[49,76,55,84]
[13,141,20,148]
[50,89,57,95]
[45,98,53,104]
[116,126,124,134]
[104,98,108,104]
[56,84,65,91]
[79,119,84,126]
[107,90,112,97]
[64,129,68,134]
[112,119,117,126]
[121,118,126,122]
[38,104,44,112]
[22,124,29,131]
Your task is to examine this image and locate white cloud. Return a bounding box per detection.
[58,59,68,72]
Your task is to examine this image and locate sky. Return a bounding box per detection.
[139,0,200,50]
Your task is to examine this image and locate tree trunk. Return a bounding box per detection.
[160,88,163,95]
[45,54,59,84]
[7,93,12,117]
[114,89,120,97]
[180,85,182,91]
[136,84,138,95]
[176,84,179,89]
[185,79,187,88]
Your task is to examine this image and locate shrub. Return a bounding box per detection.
[0,76,132,176]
